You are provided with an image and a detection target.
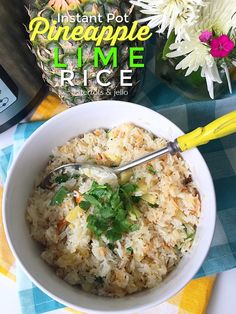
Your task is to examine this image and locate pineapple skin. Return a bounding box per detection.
[28,0,142,107]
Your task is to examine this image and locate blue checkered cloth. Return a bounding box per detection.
[1,42,236,313]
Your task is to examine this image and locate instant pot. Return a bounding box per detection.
[0,0,48,133]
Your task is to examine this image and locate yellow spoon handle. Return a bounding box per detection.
[177,110,236,152]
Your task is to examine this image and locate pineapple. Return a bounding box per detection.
[28,0,141,106]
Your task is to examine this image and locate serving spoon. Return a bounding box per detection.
[40,110,236,189]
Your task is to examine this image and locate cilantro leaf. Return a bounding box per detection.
[55,174,70,184]
[130,224,139,232]
[147,165,157,175]
[108,243,115,251]
[82,181,139,242]
[79,200,91,211]
[186,230,196,240]
[132,196,141,203]
[100,204,114,219]
[72,174,80,179]
[106,229,122,242]
[120,183,137,196]
[84,194,101,207]
[50,187,69,206]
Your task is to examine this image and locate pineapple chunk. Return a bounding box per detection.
[107,131,113,139]
[65,206,82,223]
[129,212,137,221]
[129,207,141,221]
[57,253,77,267]
[137,181,148,194]
[141,193,157,205]
[104,152,121,164]
[119,170,133,184]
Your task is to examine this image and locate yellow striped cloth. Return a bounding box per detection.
[66,275,216,314]
[0,94,216,314]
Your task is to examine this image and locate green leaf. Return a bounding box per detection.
[120,183,137,196]
[92,216,108,231]
[132,196,141,203]
[84,194,101,207]
[162,32,176,60]
[147,165,157,175]
[174,245,181,254]
[83,180,140,242]
[72,174,80,179]
[126,247,133,253]
[79,200,91,211]
[130,224,139,232]
[113,219,130,233]
[106,229,122,242]
[182,224,188,234]
[186,230,196,240]
[110,190,122,209]
[87,215,104,238]
[89,182,112,199]
[50,187,69,206]
[55,174,70,184]
[90,181,107,191]
[100,205,114,218]
[108,243,115,251]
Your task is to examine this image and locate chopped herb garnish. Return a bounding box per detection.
[120,183,138,212]
[182,224,188,234]
[72,174,80,179]
[108,243,115,251]
[50,187,69,206]
[84,194,101,207]
[147,165,157,175]
[120,182,138,195]
[132,196,141,203]
[186,230,196,240]
[79,200,91,211]
[129,224,139,232]
[183,224,196,240]
[81,181,139,242]
[55,174,70,184]
[126,247,133,253]
[174,245,181,254]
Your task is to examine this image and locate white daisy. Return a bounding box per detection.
[168,38,221,98]
[130,0,205,42]
[167,0,236,98]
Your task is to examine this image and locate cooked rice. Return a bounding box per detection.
[26,123,200,297]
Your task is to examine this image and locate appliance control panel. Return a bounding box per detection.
[0,66,18,113]
[0,79,17,113]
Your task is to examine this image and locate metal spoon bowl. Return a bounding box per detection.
[40,141,179,189]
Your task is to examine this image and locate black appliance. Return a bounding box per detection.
[0,0,48,133]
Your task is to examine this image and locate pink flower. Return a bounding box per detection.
[210,35,235,58]
[199,30,213,43]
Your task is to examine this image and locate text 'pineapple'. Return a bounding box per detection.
[29,17,152,46]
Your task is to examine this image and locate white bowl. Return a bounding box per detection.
[3,101,216,314]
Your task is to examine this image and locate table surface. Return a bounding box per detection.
[0,267,236,314]
[1,125,236,314]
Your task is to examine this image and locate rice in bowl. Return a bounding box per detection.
[26,123,200,297]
